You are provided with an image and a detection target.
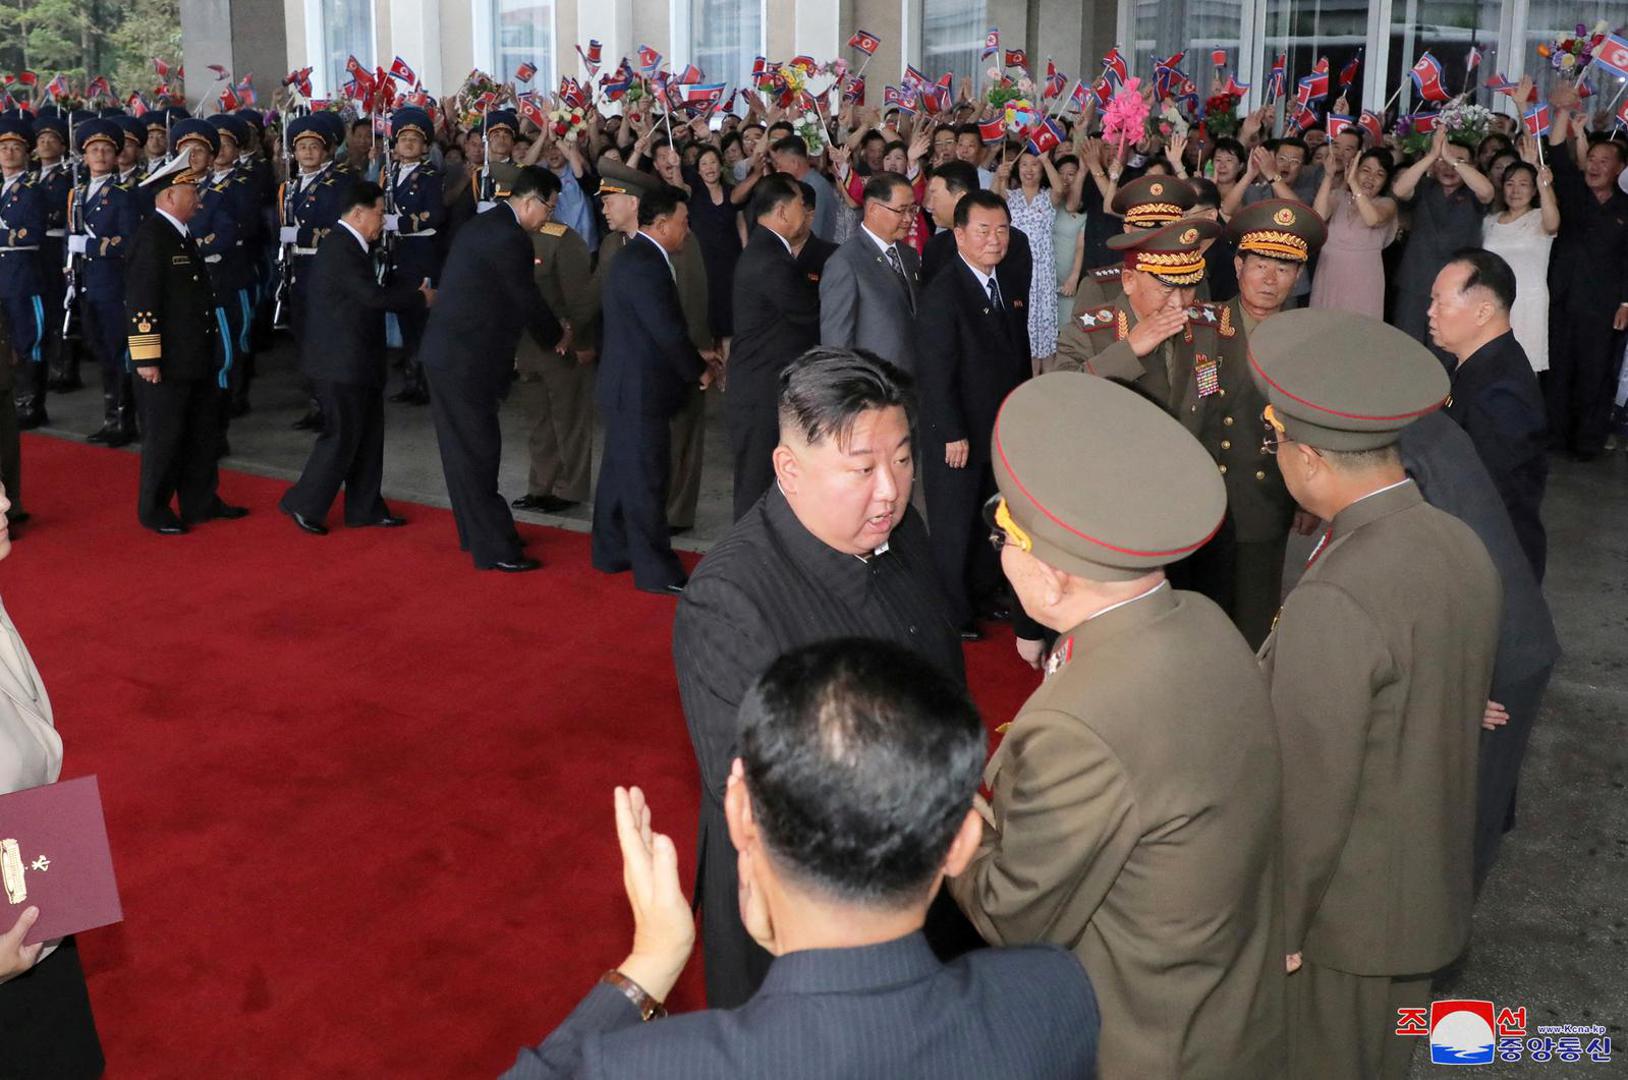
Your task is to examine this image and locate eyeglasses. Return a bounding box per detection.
[875,202,919,217]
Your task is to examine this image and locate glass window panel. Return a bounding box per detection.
[495,0,554,89]
[1385,0,1501,113]
[921,0,986,88]
[1131,0,1247,97]
[1261,0,1366,116]
[320,0,373,96]
[690,0,762,95]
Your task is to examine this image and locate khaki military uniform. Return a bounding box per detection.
[514,221,601,504]
[951,585,1287,1079]
[1202,298,1297,648]
[1261,482,1500,1080]
[1054,294,1219,440]
[597,231,713,528]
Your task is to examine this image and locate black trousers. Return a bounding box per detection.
[134,375,221,527]
[1547,295,1622,456]
[592,407,684,588]
[725,378,778,523]
[426,369,521,568]
[1474,665,1553,893]
[922,450,998,628]
[281,380,389,525]
[0,936,104,1080]
[83,294,131,416]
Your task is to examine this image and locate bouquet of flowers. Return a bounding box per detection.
[1155,99,1189,141]
[548,106,587,141]
[1103,77,1150,156]
[1434,100,1493,146]
[794,111,827,155]
[1202,93,1240,139]
[1538,21,1610,80]
[455,68,507,128]
[985,69,1036,110]
[1003,97,1039,133]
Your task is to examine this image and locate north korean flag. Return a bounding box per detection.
[1340,52,1361,88]
[1065,80,1091,112]
[85,75,110,101]
[1089,78,1114,105]
[902,64,931,93]
[1024,117,1065,156]
[682,82,725,115]
[978,117,1006,144]
[1485,72,1516,96]
[389,57,417,85]
[149,59,168,80]
[1358,110,1384,144]
[1222,74,1251,97]
[1615,96,1628,132]
[637,46,663,76]
[516,94,547,130]
[560,77,589,109]
[843,76,866,105]
[1410,52,1449,103]
[1267,53,1286,97]
[346,55,374,94]
[1005,49,1028,70]
[1523,104,1551,138]
[515,60,537,83]
[1299,69,1329,102]
[236,77,257,107]
[1044,59,1067,99]
[883,85,916,114]
[1101,47,1128,88]
[1290,103,1320,134]
[1210,49,1228,68]
[218,85,241,111]
[1402,112,1437,134]
[847,30,880,57]
[982,28,1000,60]
[43,74,68,100]
[1594,32,1628,80]
[673,64,704,85]
[1325,113,1354,138]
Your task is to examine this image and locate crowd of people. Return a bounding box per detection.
[0,55,1604,1078]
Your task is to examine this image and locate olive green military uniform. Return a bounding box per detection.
[1252,311,1503,1080]
[514,220,601,505]
[951,372,1286,1080]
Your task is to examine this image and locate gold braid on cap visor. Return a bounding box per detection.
[1238,229,1310,262]
[1130,249,1207,285]
[1122,203,1184,226]
[993,498,1033,553]
[1263,404,1287,435]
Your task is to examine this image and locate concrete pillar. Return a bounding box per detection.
[390,0,443,93]
[578,0,637,83]
[793,0,844,63]
[850,0,903,85]
[181,0,292,110]
[631,0,670,60]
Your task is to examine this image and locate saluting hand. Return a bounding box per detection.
[1126,307,1188,358]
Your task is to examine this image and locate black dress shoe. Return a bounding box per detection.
[103,429,135,448]
[355,515,407,528]
[208,503,250,520]
[511,493,579,513]
[86,425,114,444]
[148,522,187,536]
[280,505,328,535]
[957,624,984,642]
[636,580,686,596]
[489,557,541,573]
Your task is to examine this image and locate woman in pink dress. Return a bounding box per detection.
[1310,148,1400,318]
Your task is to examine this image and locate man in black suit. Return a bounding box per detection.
[279,182,433,534]
[591,183,710,595]
[421,166,564,572]
[124,162,248,534]
[790,179,837,278]
[505,639,1099,1079]
[1428,249,1549,581]
[921,160,1033,310]
[915,190,1031,635]
[727,175,820,520]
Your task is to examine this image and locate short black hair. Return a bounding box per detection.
[349,119,371,135]
[509,164,561,201]
[341,180,384,215]
[861,170,909,206]
[859,130,885,150]
[932,160,980,198]
[797,179,817,209]
[636,182,686,226]
[1188,176,1221,210]
[766,121,796,141]
[1448,247,1516,311]
[738,639,984,907]
[953,122,981,140]
[953,188,1008,228]
[778,346,914,448]
[1586,135,1628,166]
[1273,136,1309,160]
[770,134,808,159]
[1501,160,1538,192]
[1211,136,1247,164]
[1478,132,1512,155]
[751,172,803,221]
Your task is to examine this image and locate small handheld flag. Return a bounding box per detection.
[847,30,881,57]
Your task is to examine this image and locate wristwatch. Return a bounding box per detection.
[601,970,668,1022]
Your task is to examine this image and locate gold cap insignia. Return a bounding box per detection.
[1149,182,1164,195]
[1273,207,1296,226]
[137,319,152,333]
[1180,227,1199,244]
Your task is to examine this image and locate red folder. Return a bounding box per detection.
[0,775,122,946]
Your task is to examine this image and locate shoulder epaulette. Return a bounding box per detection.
[1077,304,1117,331]
[539,221,568,237]
[1089,263,1123,281]
[1186,302,1223,327]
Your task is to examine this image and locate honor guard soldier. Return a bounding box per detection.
[1201,198,1327,647]
[1251,311,1501,1080]
[207,112,262,417]
[114,115,147,191]
[473,108,521,207]
[0,114,50,428]
[511,167,600,514]
[282,113,353,430]
[32,111,75,392]
[952,372,1287,1080]
[73,118,142,446]
[382,105,445,405]
[125,156,247,534]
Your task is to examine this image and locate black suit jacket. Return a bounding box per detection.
[419,203,562,398]
[914,255,1030,453]
[729,226,820,385]
[793,233,838,279]
[922,225,1032,311]
[1398,411,1560,695]
[595,233,705,417]
[1445,331,1549,580]
[302,225,427,387]
[123,213,218,381]
[505,932,1099,1079]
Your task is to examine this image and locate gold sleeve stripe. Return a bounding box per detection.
[129,342,163,361]
[127,334,161,345]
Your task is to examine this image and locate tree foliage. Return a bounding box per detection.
[0,0,181,100]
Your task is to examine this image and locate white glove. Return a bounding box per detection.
[383,213,400,233]
[279,225,299,244]
[67,235,89,254]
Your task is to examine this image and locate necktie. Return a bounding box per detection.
[987,277,1002,310]
[885,245,915,313]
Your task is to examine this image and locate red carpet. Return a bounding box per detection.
[2,433,1040,1077]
